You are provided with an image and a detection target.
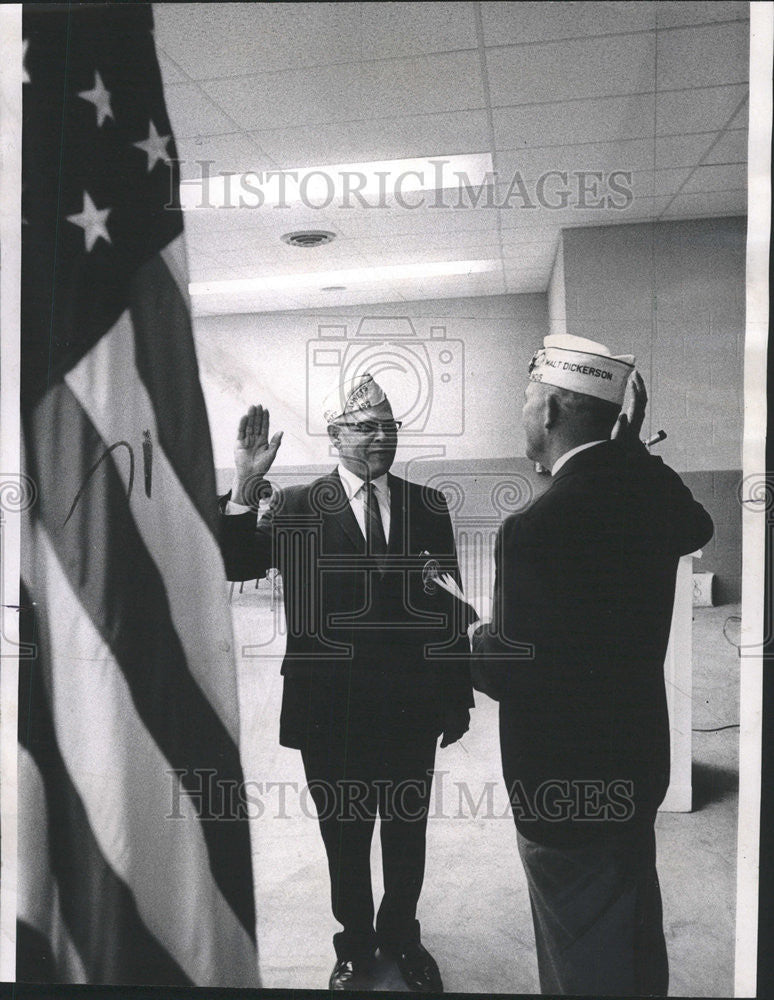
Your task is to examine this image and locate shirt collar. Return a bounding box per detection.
[551,440,606,476]
[337,462,389,499]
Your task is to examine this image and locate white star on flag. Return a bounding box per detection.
[133,120,172,172]
[66,191,111,252]
[78,70,113,126]
[23,39,30,84]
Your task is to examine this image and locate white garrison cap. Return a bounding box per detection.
[322,372,388,424]
[529,333,635,405]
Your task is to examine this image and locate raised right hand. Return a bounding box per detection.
[231,405,283,503]
[611,370,648,447]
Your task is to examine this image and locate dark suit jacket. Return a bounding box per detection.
[472,441,714,844]
[220,469,473,749]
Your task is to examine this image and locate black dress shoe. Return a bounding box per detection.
[382,941,443,993]
[328,956,373,990]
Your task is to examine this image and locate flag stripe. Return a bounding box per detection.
[16,922,58,985]
[25,531,258,986]
[18,636,193,986]
[25,382,255,939]
[18,745,89,984]
[130,252,219,536]
[160,233,189,307]
[65,305,239,745]
[21,4,257,984]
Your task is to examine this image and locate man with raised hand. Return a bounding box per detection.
[471,334,713,996]
[220,373,473,993]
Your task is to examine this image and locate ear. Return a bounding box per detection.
[543,392,560,430]
[327,424,341,450]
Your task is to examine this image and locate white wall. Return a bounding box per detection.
[547,239,566,338]
[194,293,549,471]
[559,217,745,472]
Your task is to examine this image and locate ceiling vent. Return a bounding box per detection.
[281,230,336,248]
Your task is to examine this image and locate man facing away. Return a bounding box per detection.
[219,373,473,992]
[471,334,714,996]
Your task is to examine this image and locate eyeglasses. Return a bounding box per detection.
[339,419,403,435]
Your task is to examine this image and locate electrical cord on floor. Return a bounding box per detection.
[690,613,742,732]
[723,614,742,649]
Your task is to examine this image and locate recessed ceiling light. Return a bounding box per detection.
[321,285,346,292]
[281,230,336,248]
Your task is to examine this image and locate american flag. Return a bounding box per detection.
[19,5,258,986]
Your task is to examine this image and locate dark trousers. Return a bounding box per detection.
[301,736,437,961]
[517,821,669,996]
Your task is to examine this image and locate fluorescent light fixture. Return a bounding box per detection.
[179,153,494,211]
[189,259,500,296]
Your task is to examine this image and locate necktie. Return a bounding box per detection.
[363,482,387,568]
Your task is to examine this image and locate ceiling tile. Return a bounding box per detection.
[659,188,747,219]
[163,83,237,139]
[183,206,280,238]
[182,203,341,241]
[153,2,362,79]
[360,244,501,268]
[175,133,274,179]
[487,33,656,106]
[396,272,507,300]
[502,267,552,294]
[193,290,309,316]
[157,48,190,85]
[657,22,749,90]
[499,240,556,270]
[480,2,655,45]
[655,2,749,29]
[201,64,362,131]
[359,2,477,58]
[656,84,747,135]
[726,98,749,130]
[680,162,747,194]
[151,3,749,313]
[252,110,491,169]
[357,51,486,119]
[702,128,747,164]
[495,218,563,241]
[632,167,693,198]
[248,122,357,169]
[331,201,498,238]
[493,94,656,149]
[367,231,502,256]
[201,51,485,132]
[495,138,656,179]
[193,240,376,272]
[655,131,719,168]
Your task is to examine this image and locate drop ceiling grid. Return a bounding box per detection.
[151,2,749,313]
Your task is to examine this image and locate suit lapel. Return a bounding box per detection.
[323,469,365,553]
[320,469,405,555]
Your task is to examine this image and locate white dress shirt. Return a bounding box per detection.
[226,463,390,541]
[334,462,391,541]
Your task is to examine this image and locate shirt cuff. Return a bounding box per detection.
[467,618,490,647]
[225,500,253,515]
